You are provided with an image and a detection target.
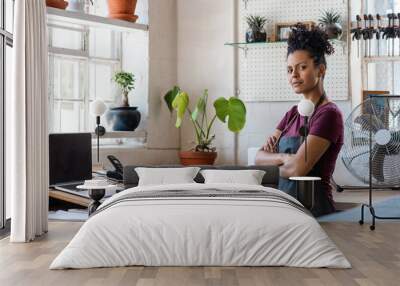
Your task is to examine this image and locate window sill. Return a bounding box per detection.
[47,7,149,32]
[91,130,146,139]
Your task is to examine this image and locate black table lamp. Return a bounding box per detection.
[90,99,107,162]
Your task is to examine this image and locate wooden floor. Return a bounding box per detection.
[1,189,400,286]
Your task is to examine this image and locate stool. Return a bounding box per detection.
[289,176,321,210]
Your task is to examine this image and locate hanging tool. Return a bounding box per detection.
[383,13,396,56]
[351,15,362,57]
[376,14,382,56]
[362,14,369,57]
[393,14,398,56]
[397,13,400,56]
[383,13,393,56]
[368,14,375,57]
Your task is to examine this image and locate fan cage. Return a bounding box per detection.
[341,95,400,186]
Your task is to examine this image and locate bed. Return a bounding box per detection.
[50,166,350,269]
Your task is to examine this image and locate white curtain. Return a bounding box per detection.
[8,0,49,242]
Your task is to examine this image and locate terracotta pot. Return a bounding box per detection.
[109,14,138,22]
[107,0,138,22]
[179,151,217,166]
[46,0,68,9]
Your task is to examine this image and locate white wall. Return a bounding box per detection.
[146,0,180,150]
[177,0,236,164]
[349,0,363,109]
[97,0,181,166]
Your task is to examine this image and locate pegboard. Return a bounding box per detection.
[238,0,349,102]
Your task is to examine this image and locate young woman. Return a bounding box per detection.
[255,24,344,217]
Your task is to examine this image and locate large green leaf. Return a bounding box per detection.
[191,89,208,122]
[172,91,189,128]
[164,86,181,112]
[213,97,246,132]
[214,97,229,123]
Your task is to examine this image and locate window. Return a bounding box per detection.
[48,25,122,134]
[1,0,14,230]
[47,13,149,147]
[365,62,400,94]
[363,0,400,15]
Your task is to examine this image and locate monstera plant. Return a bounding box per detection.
[164,86,247,165]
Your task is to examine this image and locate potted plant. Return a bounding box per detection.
[113,71,135,107]
[106,71,141,131]
[164,87,247,165]
[318,10,343,40]
[107,0,139,22]
[46,0,69,9]
[245,15,268,43]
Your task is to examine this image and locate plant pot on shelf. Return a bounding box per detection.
[107,0,139,22]
[106,106,141,131]
[245,29,267,43]
[322,23,343,40]
[46,0,69,9]
[67,0,85,12]
[179,151,217,166]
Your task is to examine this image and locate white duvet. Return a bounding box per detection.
[50,183,351,269]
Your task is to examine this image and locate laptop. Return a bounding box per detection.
[49,133,92,193]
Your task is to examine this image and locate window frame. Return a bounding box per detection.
[1,0,13,230]
[48,24,122,136]
[362,58,400,94]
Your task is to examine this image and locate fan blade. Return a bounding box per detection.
[371,145,386,182]
[354,114,382,133]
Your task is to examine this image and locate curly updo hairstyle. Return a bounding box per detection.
[287,23,335,67]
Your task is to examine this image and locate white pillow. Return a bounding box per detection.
[135,167,201,186]
[200,169,266,185]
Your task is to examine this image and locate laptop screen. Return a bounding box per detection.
[49,133,92,185]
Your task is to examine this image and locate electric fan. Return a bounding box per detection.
[341,95,400,230]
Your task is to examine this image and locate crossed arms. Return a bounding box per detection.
[255,129,331,178]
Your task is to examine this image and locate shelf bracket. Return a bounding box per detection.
[238,46,249,57]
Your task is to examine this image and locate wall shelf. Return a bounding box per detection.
[47,7,149,32]
[224,41,285,56]
[225,39,346,56]
[225,39,345,48]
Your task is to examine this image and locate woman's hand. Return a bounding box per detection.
[262,135,279,153]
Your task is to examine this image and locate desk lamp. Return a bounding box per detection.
[90,99,107,162]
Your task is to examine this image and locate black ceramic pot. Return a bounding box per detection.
[246,30,267,43]
[106,106,141,131]
[323,23,343,40]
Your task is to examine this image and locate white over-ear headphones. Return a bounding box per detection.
[298,99,315,117]
[298,99,315,162]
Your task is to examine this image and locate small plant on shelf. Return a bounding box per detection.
[318,10,343,40]
[112,71,135,107]
[107,71,140,132]
[245,15,268,43]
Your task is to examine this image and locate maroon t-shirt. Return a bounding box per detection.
[276,102,344,201]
